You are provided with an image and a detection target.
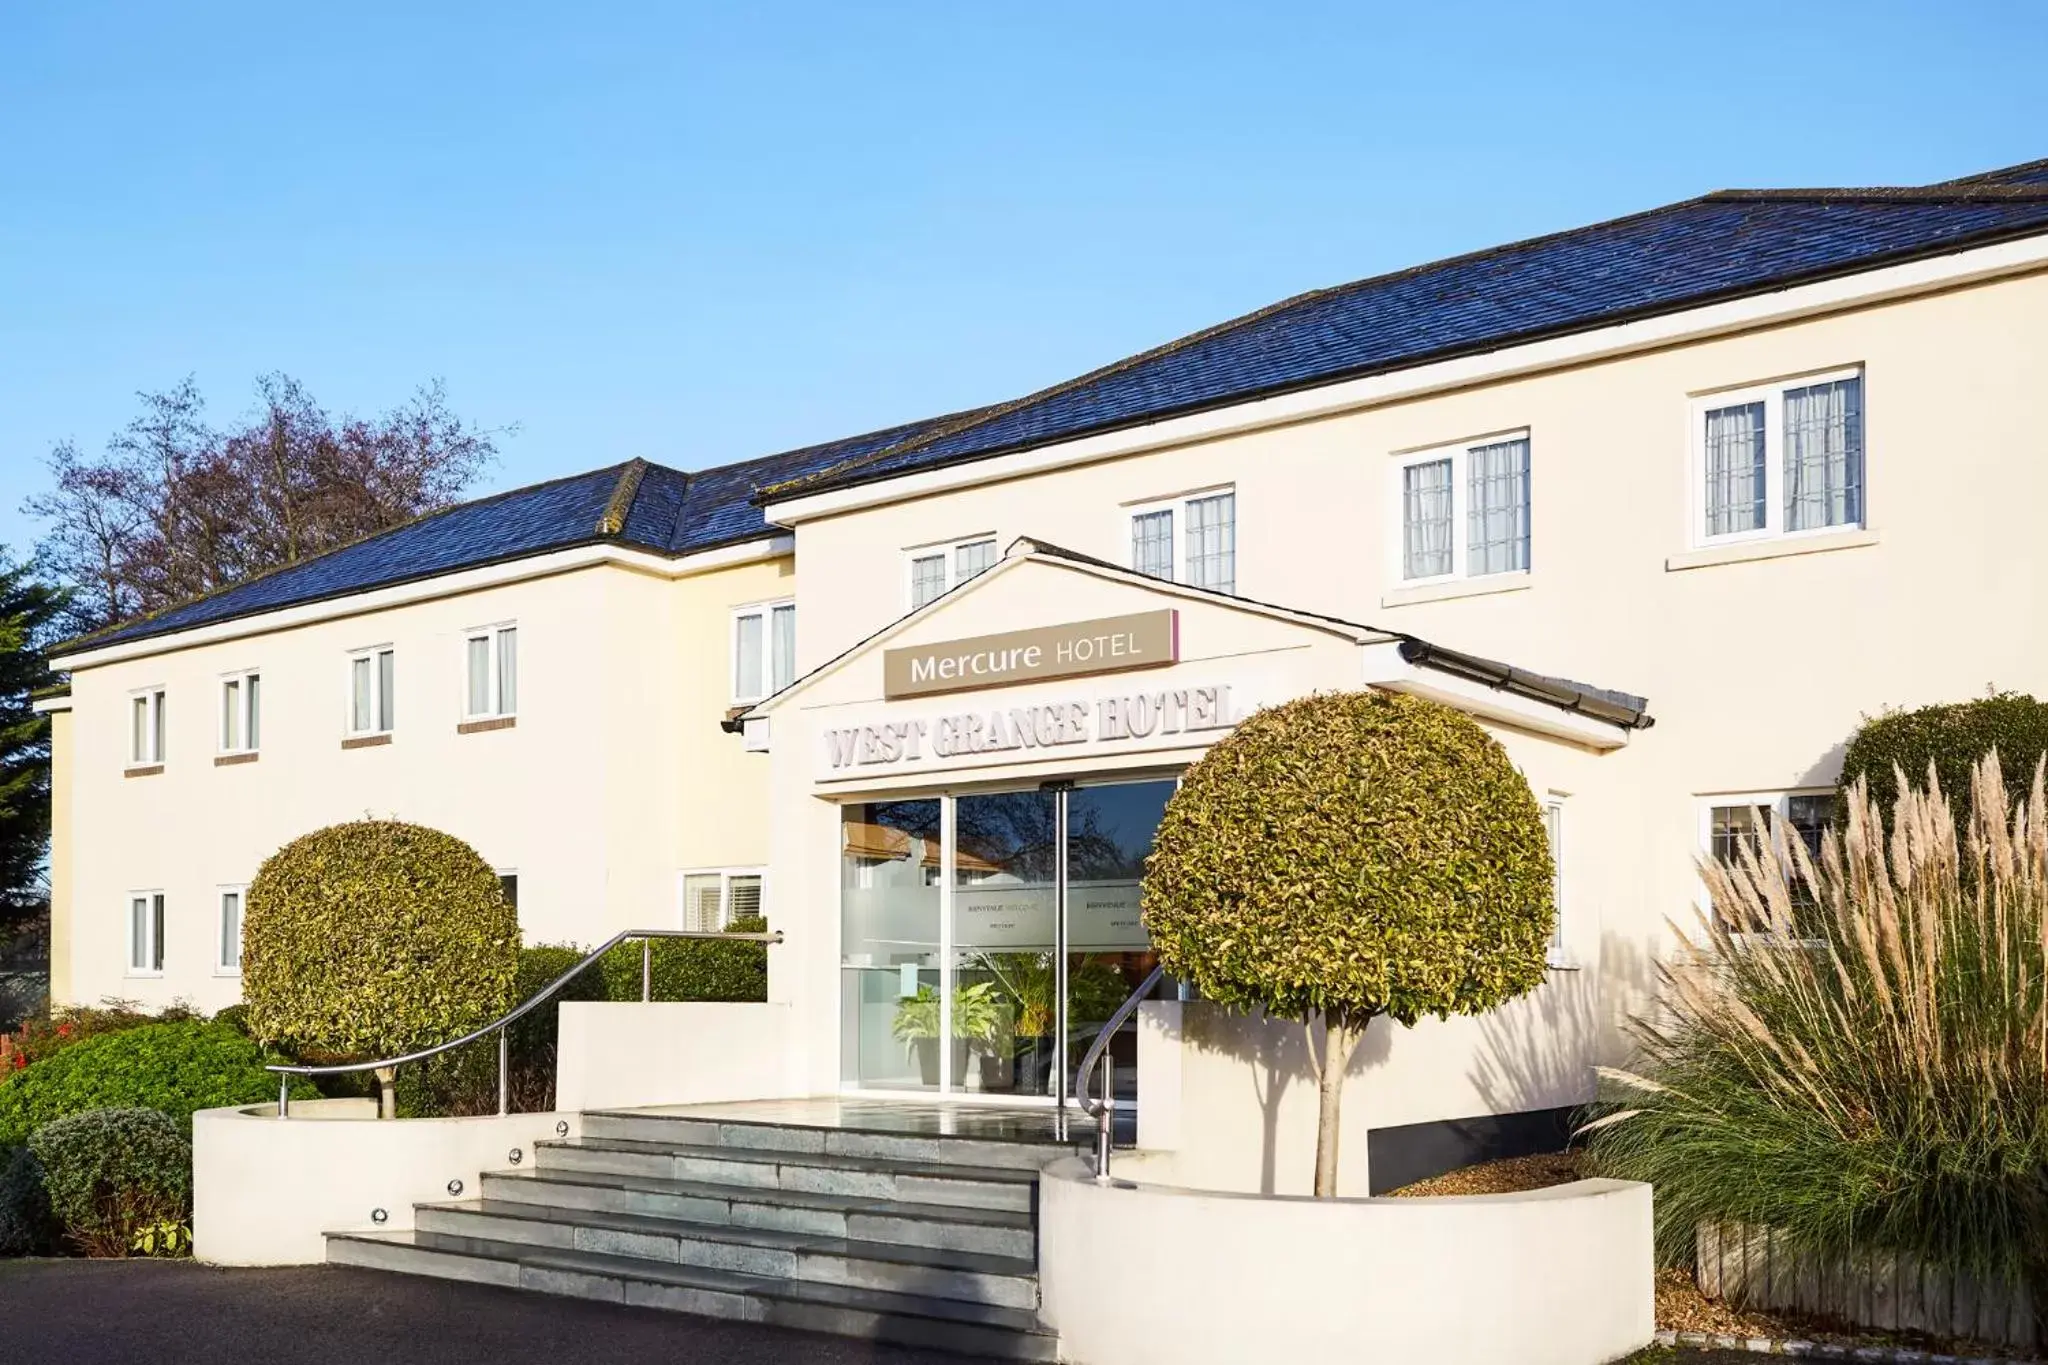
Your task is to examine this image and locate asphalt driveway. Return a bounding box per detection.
[0,1259,1006,1364]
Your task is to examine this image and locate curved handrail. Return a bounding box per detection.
[263,927,782,1115]
[1073,964,1164,1183]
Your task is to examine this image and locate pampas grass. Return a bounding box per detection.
[1589,753,2048,1295]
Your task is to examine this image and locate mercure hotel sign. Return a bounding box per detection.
[882,610,1178,700]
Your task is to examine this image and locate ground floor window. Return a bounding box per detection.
[1700,791,1832,932]
[680,868,764,930]
[128,891,165,975]
[217,886,244,974]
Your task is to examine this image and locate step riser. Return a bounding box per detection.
[415,1207,1038,1310]
[581,1113,1070,1173]
[330,1236,1055,1362]
[474,1175,1033,1259]
[530,1145,1035,1214]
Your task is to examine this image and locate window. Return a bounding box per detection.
[1543,796,1567,964]
[129,688,166,767]
[1395,434,1531,583]
[680,868,765,931]
[497,872,519,911]
[1128,489,1235,593]
[465,624,517,719]
[1694,370,1863,544]
[217,886,244,975]
[732,602,795,703]
[128,891,165,975]
[348,647,396,736]
[219,672,260,755]
[906,537,998,609]
[1700,792,1833,933]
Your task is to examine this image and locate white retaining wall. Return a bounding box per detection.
[554,1001,804,1111]
[1039,1153,1654,1365]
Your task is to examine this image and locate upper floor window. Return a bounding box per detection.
[1693,370,1863,545]
[1128,489,1235,594]
[219,671,260,755]
[733,602,796,704]
[907,536,998,610]
[682,867,764,930]
[128,890,165,975]
[1396,434,1531,583]
[129,688,166,768]
[348,647,396,736]
[465,624,518,720]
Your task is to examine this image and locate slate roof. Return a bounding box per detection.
[761,164,2048,501]
[63,409,981,653]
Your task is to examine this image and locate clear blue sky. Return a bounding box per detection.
[2,2,2041,560]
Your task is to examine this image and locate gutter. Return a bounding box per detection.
[1395,639,1654,731]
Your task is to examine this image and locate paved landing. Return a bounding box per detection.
[0,1259,1008,1365]
[621,1095,1133,1144]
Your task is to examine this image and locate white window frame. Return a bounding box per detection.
[218,669,261,755]
[1124,485,1236,590]
[1694,789,1834,938]
[463,622,518,720]
[128,686,167,768]
[677,866,767,931]
[1389,429,1533,587]
[1543,793,1571,968]
[1688,365,1865,549]
[127,889,165,977]
[903,535,999,610]
[346,645,397,737]
[216,884,246,976]
[730,600,796,705]
[495,868,519,912]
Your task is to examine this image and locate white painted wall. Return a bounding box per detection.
[1039,1155,1654,1365]
[192,1100,578,1265]
[555,1001,805,1111]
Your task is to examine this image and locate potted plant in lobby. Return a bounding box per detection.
[1144,690,1555,1196]
[891,982,1007,1087]
[973,952,1135,1094]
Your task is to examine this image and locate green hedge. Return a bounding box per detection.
[0,1019,314,1145]
[29,1108,189,1258]
[597,915,769,1003]
[1838,692,2048,830]
[396,944,610,1118]
[0,1145,48,1256]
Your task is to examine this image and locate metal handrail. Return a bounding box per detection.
[263,927,784,1117]
[1073,963,1164,1183]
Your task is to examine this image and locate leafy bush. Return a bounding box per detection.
[396,943,609,1118]
[0,1145,49,1256]
[597,915,769,1003]
[1837,691,2048,831]
[242,820,518,1116]
[29,1108,190,1258]
[1144,690,1554,1194]
[208,1003,252,1038]
[0,1018,314,1145]
[4,999,199,1072]
[1591,753,2048,1297]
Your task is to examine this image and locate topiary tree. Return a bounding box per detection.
[242,819,518,1118]
[1143,690,1555,1196]
[1837,691,2048,833]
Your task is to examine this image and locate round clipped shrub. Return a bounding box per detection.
[1144,690,1554,1194]
[29,1107,190,1258]
[1838,692,2048,830]
[0,1018,312,1145]
[242,820,518,1115]
[0,1145,50,1255]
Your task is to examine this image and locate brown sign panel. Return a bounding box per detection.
[883,610,1179,700]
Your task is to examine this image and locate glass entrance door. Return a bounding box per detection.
[839,779,1177,1102]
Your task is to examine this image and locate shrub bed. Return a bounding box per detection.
[0,1144,49,1255]
[29,1107,190,1257]
[1837,691,2048,829]
[597,915,770,1003]
[396,943,610,1117]
[4,999,200,1073]
[0,1018,314,1145]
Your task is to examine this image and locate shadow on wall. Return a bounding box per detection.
[1468,932,1658,1127]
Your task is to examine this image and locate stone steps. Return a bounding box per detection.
[578,1108,1072,1173]
[328,1228,1061,1361]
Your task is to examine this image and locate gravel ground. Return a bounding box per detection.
[1385,1150,1583,1197]
[0,1259,1007,1365]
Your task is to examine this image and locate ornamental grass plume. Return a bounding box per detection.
[1588,752,2048,1299]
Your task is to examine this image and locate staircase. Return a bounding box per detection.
[326,1106,1074,1360]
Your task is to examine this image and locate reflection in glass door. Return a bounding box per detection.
[839,780,1175,1101]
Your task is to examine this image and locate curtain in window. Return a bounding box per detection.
[955,539,996,583]
[352,658,372,732]
[130,896,148,970]
[1131,510,1173,580]
[909,554,947,608]
[132,696,148,763]
[1704,401,1766,536]
[1467,438,1531,576]
[1403,459,1454,578]
[378,651,395,730]
[222,679,241,751]
[682,874,724,932]
[729,874,763,923]
[1784,377,1863,532]
[247,676,260,750]
[220,891,242,972]
[771,605,797,693]
[734,614,764,699]
[467,637,491,715]
[1185,493,1236,593]
[497,628,518,714]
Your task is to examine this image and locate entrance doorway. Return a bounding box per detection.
[838,779,1175,1107]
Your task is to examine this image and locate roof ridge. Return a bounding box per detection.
[55,458,650,655]
[1932,156,2048,187]
[1706,185,2048,203]
[595,457,653,536]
